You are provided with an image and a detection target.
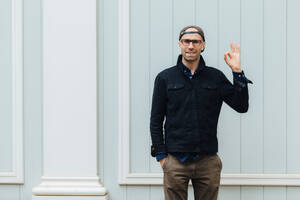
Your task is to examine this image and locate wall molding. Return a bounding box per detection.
[32,176,107,196]
[117,0,300,186]
[0,0,24,184]
[119,172,300,186]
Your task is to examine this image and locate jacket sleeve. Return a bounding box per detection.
[219,71,253,113]
[150,73,167,157]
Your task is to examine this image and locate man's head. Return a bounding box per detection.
[178,25,206,63]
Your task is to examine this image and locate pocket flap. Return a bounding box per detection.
[167,83,184,90]
[200,84,218,90]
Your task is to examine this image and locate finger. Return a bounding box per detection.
[232,42,236,53]
[236,44,240,53]
[225,51,232,59]
[224,53,230,65]
[235,43,239,53]
[230,41,234,52]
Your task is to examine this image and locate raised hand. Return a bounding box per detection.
[224,42,242,72]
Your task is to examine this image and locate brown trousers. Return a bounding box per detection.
[162,153,222,200]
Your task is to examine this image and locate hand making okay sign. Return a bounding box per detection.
[224,42,242,72]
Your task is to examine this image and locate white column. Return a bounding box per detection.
[32,0,108,199]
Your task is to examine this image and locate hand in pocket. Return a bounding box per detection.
[160,157,167,168]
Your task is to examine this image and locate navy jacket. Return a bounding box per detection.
[150,54,252,157]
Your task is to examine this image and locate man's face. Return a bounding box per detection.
[178,28,205,62]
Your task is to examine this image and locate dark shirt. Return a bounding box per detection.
[156,61,252,162]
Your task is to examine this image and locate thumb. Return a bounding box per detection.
[224,53,230,65]
[225,51,232,59]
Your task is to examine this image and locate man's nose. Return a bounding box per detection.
[188,42,194,48]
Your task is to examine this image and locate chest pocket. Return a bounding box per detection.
[167,83,185,91]
[197,84,219,104]
[167,83,185,105]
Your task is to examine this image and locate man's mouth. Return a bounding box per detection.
[186,52,196,56]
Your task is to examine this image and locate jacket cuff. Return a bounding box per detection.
[151,144,167,157]
[156,153,168,162]
[232,70,253,88]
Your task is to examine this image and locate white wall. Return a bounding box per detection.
[116,0,300,199]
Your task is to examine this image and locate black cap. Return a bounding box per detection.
[179,25,205,41]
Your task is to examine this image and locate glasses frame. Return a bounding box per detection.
[180,39,203,47]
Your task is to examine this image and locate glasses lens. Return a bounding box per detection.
[182,39,202,46]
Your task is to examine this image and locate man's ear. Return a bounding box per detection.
[201,41,206,52]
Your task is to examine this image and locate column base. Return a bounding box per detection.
[32,196,109,200]
[32,176,108,199]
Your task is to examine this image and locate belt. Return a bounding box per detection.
[169,152,216,162]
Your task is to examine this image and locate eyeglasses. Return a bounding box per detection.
[180,39,203,46]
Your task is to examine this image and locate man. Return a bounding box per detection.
[150,25,253,200]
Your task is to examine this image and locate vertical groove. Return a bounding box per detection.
[263,186,265,200]
[41,0,44,177]
[98,0,103,183]
[148,0,151,173]
[96,0,99,178]
[128,0,131,175]
[240,186,242,200]
[172,0,174,62]
[129,0,132,175]
[19,180,22,200]
[217,0,219,67]
[285,0,288,175]
[262,0,265,175]
[194,0,196,24]
[240,0,242,174]
[100,0,105,184]
[102,0,105,183]
[125,183,127,200]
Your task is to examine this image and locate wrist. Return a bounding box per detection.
[232,68,242,72]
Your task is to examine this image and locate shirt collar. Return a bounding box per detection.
[176,54,206,78]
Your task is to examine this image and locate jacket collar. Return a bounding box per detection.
[176,54,206,78]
